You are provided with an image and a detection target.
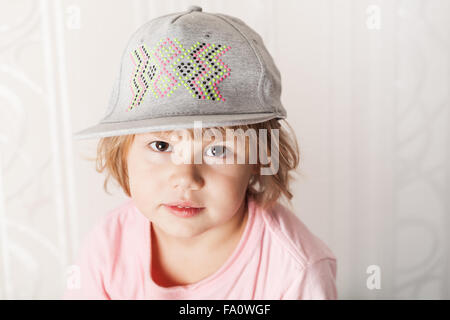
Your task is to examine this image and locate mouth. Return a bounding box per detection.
[163,201,205,218]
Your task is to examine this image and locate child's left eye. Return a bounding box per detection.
[204,145,228,158]
[149,141,173,152]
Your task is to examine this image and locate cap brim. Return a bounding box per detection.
[73,113,285,140]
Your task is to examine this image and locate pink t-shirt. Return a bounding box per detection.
[63,198,337,299]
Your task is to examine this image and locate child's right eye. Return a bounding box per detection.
[149,141,173,152]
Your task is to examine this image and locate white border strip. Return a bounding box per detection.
[53,0,79,258]
[40,0,68,269]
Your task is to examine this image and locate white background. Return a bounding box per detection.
[0,0,449,299]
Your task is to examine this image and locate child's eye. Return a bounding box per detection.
[204,145,228,158]
[149,141,173,152]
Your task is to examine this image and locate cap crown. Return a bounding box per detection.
[101,7,285,124]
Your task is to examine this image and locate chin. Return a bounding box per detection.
[167,226,206,238]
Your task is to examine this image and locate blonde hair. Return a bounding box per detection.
[94,119,300,209]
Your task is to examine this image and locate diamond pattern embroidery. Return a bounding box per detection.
[129,45,154,110]
[127,37,231,111]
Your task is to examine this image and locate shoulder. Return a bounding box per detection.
[258,201,337,270]
[64,199,139,299]
[81,198,141,252]
[98,198,138,229]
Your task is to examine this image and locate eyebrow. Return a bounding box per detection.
[139,129,230,143]
[140,131,173,140]
[154,131,173,139]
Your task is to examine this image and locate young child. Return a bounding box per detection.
[64,5,337,300]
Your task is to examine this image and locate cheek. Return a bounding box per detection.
[127,151,167,202]
[205,166,252,205]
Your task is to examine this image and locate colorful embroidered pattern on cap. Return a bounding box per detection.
[128,37,231,111]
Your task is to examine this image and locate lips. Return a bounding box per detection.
[163,201,204,218]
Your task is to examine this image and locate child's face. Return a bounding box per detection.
[127,129,255,238]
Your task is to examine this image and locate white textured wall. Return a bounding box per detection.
[0,0,449,299]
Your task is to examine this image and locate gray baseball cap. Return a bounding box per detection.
[73,5,286,140]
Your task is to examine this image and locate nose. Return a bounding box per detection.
[169,164,204,191]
